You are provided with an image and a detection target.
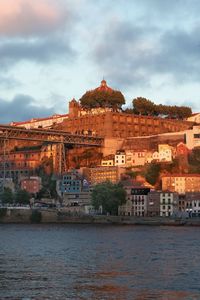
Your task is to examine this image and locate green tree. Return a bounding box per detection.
[15,189,31,205]
[1,187,14,205]
[91,181,126,215]
[188,148,200,173]
[36,171,57,199]
[145,163,161,185]
[132,97,155,115]
[30,210,42,223]
[132,97,192,119]
[80,90,125,110]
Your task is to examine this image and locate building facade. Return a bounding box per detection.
[10,114,68,129]
[83,166,120,185]
[162,175,200,194]
[159,192,178,217]
[20,176,42,195]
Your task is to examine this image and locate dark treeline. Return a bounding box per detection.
[80,90,192,119]
[125,97,192,119]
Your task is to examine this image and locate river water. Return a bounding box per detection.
[0,224,200,300]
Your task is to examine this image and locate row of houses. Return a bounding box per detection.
[119,186,200,218]
[101,142,188,168]
[2,169,200,218]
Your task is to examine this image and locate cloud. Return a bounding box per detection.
[0,94,57,124]
[0,35,75,69]
[0,0,76,71]
[0,0,69,37]
[92,19,200,89]
[0,75,20,89]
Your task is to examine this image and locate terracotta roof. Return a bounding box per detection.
[94,80,113,93]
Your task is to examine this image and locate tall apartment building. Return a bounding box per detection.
[0,149,41,183]
[119,187,150,217]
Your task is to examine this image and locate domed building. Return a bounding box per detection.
[94,79,114,92]
[69,80,125,118]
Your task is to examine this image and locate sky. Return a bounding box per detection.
[0,0,200,123]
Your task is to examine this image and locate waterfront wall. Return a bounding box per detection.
[1,208,200,226]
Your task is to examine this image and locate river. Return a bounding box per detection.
[0,224,200,299]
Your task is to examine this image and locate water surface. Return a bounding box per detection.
[0,224,200,299]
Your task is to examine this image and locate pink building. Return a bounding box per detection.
[20,176,42,195]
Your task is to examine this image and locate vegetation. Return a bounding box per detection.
[91,181,126,215]
[125,170,139,179]
[80,89,125,110]
[37,174,57,199]
[15,189,31,205]
[144,163,161,185]
[131,97,192,119]
[1,188,14,205]
[188,148,200,173]
[30,210,42,223]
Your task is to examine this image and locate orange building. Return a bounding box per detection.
[0,149,41,182]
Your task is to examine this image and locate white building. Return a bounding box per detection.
[148,145,173,163]
[10,114,68,129]
[115,151,126,166]
[160,192,178,217]
[185,126,200,149]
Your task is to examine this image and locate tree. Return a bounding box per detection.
[30,210,42,223]
[15,189,31,205]
[144,163,161,185]
[80,90,125,110]
[188,148,200,173]
[37,175,57,199]
[131,97,192,119]
[1,187,14,205]
[91,181,126,215]
[132,97,155,115]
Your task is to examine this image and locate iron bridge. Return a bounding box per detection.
[0,125,104,147]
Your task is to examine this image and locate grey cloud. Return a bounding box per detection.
[0,94,57,124]
[0,75,20,89]
[93,20,200,89]
[0,35,76,69]
[137,0,200,19]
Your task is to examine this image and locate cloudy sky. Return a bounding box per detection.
[0,0,200,123]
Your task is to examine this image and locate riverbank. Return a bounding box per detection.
[1,207,200,226]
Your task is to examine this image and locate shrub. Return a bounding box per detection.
[30,210,42,223]
[0,208,7,219]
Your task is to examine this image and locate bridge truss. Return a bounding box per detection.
[0,125,104,175]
